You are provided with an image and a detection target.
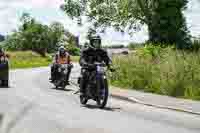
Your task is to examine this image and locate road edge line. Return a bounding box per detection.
[110,93,200,116]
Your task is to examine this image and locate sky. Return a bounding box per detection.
[0,0,200,45]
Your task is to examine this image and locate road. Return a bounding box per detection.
[0,64,200,133]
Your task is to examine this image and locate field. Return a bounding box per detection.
[6,51,79,69]
[110,46,200,100]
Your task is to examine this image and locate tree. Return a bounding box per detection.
[4,12,80,55]
[148,0,191,49]
[48,21,65,52]
[4,12,51,56]
[61,0,191,48]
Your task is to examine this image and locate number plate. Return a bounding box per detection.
[61,64,68,68]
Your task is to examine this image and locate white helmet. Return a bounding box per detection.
[58,46,66,56]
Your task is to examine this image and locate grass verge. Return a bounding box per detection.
[7,51,79,69]
[110,45,200,100]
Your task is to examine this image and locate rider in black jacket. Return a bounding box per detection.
[79,35,113,96]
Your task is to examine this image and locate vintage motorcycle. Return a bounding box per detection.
[78,62,110,108]
[0,54,9,87]
[51,64,70,89]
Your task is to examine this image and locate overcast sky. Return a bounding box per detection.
[0,0,200,45]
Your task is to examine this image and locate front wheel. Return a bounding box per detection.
[60,82,66,90]
[96,79,109,109]
[80,95,88,105]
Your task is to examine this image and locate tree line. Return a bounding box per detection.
[2,13,80,56]
[61,0,191,49]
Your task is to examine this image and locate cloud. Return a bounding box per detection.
[0,0,148,44]
[29,0,64,8]
[185,0,200,37]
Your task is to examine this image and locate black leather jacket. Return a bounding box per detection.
[79,48,111,68]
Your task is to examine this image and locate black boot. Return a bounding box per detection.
[66,81,70,85]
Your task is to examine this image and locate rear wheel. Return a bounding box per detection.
[96,79,109,109]
[2,80,8,87]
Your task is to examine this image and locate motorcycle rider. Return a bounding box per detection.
[0,47,9,87]
[79,35,114,96]
[50,45,72,85]
[0,47,5,58]
[0,47,9,62]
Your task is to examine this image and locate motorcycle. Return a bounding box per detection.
[51,64,69,89]
[0,54,9,87]
[78,62,109,108]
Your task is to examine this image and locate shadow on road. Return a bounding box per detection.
[51,87,74,92]
[0,86,11,89]
[83,104,121,112]
[0,114,3,127]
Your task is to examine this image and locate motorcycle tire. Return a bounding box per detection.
[97,79,109,109]
[2,80,8,87]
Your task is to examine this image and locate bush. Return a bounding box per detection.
[66,46,80,56]
[7,51,51,69]
[110,46,200,100]
[128,42,144,50]
[103,44,125,49]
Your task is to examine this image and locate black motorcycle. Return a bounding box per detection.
[78,62,109,108]
[51,64,69,89]
[0,55,9,87]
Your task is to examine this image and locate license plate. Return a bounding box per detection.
[61,64,68,68]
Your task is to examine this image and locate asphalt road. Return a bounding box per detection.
[0,64,200,133]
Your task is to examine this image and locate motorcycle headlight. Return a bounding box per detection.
[61,64,68,68]
[58,68,62,72]
[63,70,68,74]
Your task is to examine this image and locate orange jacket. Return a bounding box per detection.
[55,52,71,64]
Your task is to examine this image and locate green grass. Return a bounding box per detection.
[7,51,79,69]
[7,51,51,69]
[71,56,80,62]
[110,46,200,100]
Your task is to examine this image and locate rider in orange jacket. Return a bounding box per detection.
[50,46,72,85]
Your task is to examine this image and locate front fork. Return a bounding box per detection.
[96,73,105,98]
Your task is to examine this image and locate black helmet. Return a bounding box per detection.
[89,35,102,49]
[58,46,66,56]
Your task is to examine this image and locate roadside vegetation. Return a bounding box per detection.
[110,41,200,100]
[7,51,79,69]
[8,51,51,69]
[0,12,80,69]
[1,12,80,57]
